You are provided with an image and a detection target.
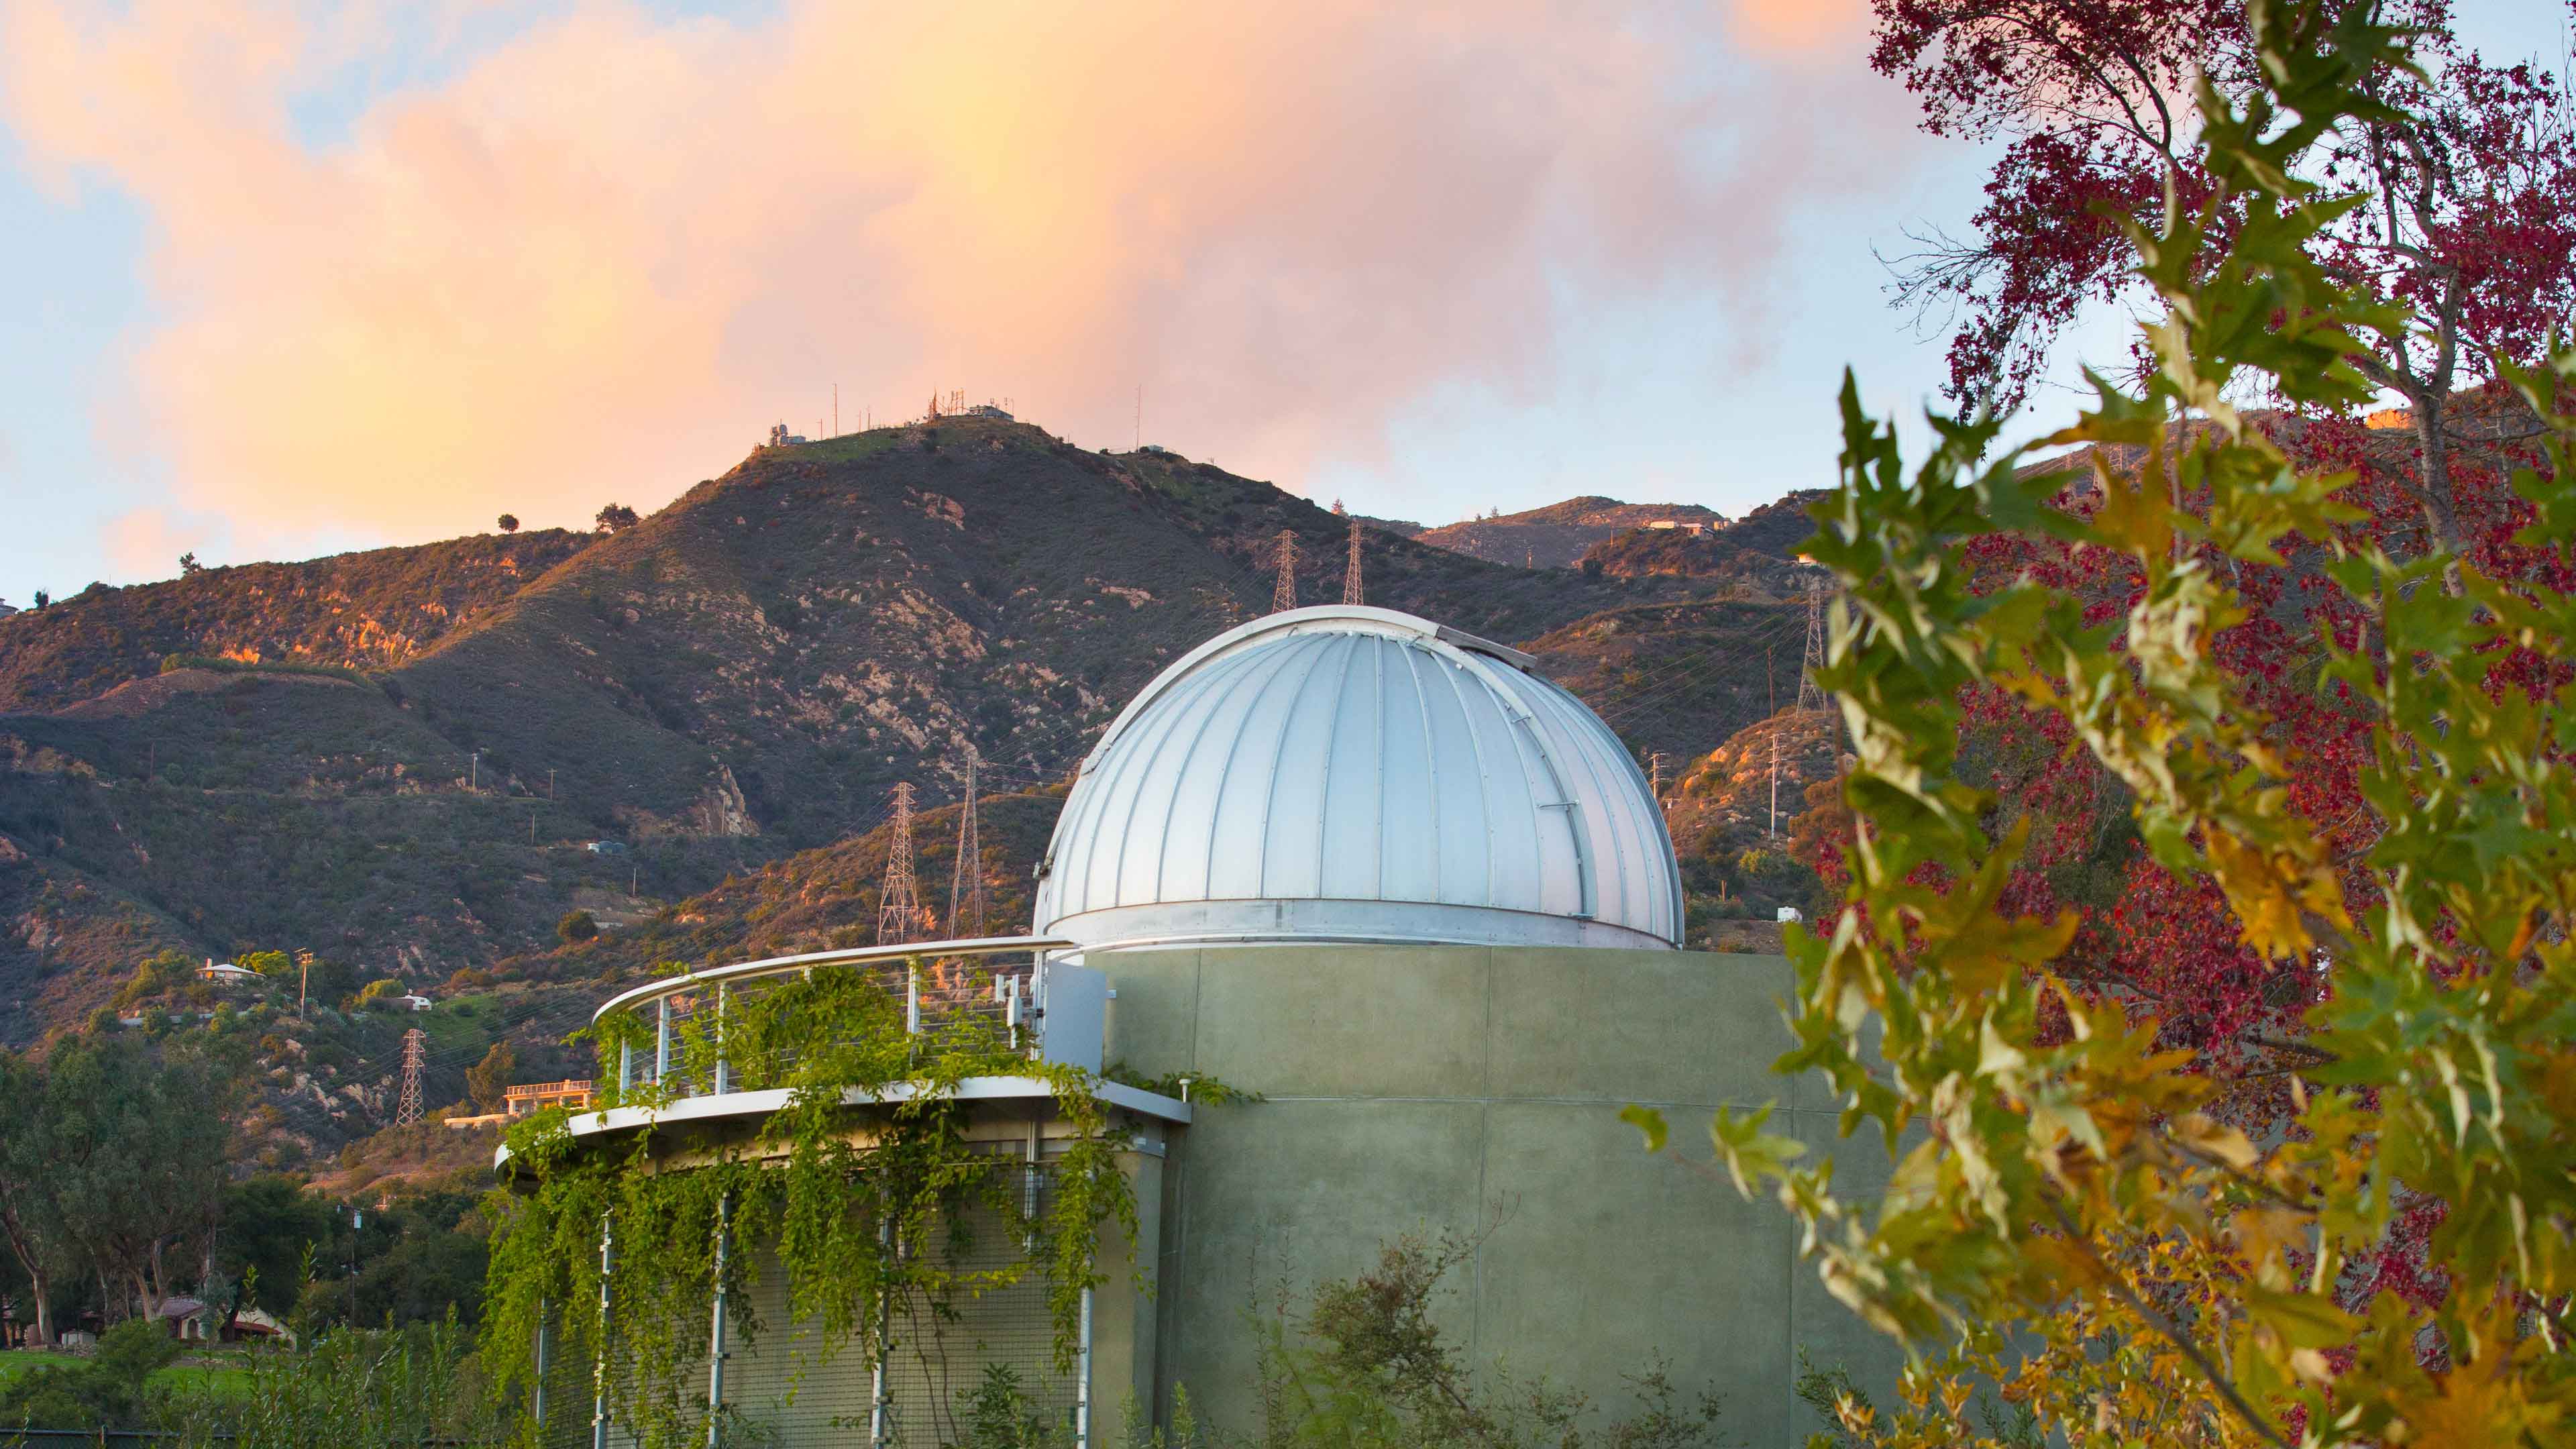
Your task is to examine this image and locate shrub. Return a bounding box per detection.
[464,1040,517,1113]
[349,978,405,1010]
[0,1318,178,1429]
[556,910,598,943]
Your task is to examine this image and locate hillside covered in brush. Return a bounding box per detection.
[0,415,1810,1073]
[1411,496,1727,568]
[0,531,594,713]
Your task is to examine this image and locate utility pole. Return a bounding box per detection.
[1134,386,1141,449]
[1342,516,1364,606]
[947,749,986,940]
[1766,647,1780,839]
[876,784,926,945]
[297,950,311,1016]
[1271,530,1299,613]
[1649,751,1664,811]
[470,749,480,792]
[548,768,556,801]
[396,1029,425,1126]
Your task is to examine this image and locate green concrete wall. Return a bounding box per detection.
[1099,943,1907,1447]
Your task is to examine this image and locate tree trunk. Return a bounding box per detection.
[27,1265,50,1347]
[0,1199,54,1345]
[140,1238,168,1322]
[2410,398,2467,594]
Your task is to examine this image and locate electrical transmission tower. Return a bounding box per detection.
[1271,530,1299,612]
[1795,581,1828,714]
[876,783,928,945]
[396,1028,425,1126]
[947,749,986,940]
[1342,517,1364,606]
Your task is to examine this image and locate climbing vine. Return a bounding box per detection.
[481,959,1146,1449]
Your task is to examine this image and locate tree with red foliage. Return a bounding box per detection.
[1875,0,2576,569]
[1848,0,2576,1105]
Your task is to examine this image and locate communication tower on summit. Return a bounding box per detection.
[876,784,928,945]
[947,749,986,940]
[1342,517,1365,606]
[1271,530,1300,613]
[396,1028,425,1126]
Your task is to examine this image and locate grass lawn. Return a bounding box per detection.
[0,1347,256,1397]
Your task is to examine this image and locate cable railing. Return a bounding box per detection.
[592,936,1095,1106]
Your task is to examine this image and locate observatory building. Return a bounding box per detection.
[519,606,1895,1447]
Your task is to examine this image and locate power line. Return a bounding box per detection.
[1342,517,1364,606]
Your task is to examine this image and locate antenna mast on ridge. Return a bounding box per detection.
[947,749,986,940]
[1342,516,1364,606]
[876,784,927,945]
[1271,530,1299,613]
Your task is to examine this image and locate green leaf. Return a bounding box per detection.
[1620,1104,1670,1155]
[2245,1286,2360,1350]
[1710,1104,1805,1199]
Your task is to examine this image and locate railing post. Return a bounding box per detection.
[713,985,731,1095]
[657,998,672,1085]
[869,1219,894,1449]
[617,1039,633,1096]
[1076,1283,1094,1449]
[533,1294,550,1428]
[905,961,920,1036]
[706,1191,731,1448]
[592,1210,616,1449]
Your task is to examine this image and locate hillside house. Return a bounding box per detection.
[504,1079,596,1116]
[197,960,260,985]
[765,423,809,447]
[393,992,434,1012]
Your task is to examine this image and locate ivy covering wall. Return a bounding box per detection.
[480,961,1139,1449]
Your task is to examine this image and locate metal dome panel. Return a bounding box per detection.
[1033,606,1682,951]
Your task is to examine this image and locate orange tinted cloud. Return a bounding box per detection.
[1729,0,1873,57]
[3,1,1917,553]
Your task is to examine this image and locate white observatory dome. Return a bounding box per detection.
[1032,606,1683,951]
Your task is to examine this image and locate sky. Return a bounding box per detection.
[0,1,2563,599]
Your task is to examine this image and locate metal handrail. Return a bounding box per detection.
[504,1078,596,1096]
[590,934,1077,1026]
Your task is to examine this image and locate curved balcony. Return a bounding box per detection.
[503,935,1187,1169]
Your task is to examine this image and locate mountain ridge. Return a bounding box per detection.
[0,419,1811,1077]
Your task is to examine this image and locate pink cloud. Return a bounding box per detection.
[3,1,1925,550]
